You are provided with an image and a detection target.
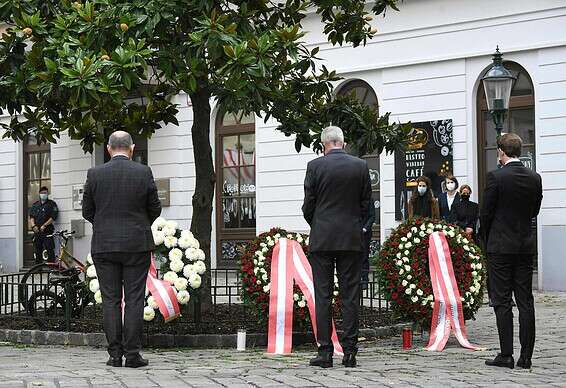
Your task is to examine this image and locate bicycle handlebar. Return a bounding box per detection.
[46,230,76,239]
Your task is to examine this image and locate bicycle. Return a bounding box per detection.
[18,230,92,325]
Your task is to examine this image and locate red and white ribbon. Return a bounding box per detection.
[267,238,343,355]
[426,232,481,351]
[146,254,180,322]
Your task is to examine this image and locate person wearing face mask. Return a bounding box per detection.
[29,186,59,264]
[448,185,479,241]
[438,175,461,221]
[408,176,440,219]
[481,133,542,370]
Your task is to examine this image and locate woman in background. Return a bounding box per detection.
[408,176,440,220]
[449,184,479,241]
[438,175,461,221]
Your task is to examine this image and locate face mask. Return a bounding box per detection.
[461,193,470,200]
[446,182,456,191]
[39,193,48,202]
[417,187,427,196]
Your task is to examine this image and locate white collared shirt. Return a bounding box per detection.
[447,192,457,211]
[504,158,521,165]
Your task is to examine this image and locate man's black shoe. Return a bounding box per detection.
[309,354,333,368]
[485,354,514,369]
[516,357,532,369]
[125,355,149,368]
[106,357,122,367]
[342,353,357,368]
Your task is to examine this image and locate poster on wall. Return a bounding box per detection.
[395,119,454,221]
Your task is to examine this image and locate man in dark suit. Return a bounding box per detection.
[481,133,542,370]
[302,126,372,368]
[82,131,161,368]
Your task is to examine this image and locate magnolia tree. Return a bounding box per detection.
[0,0,409,307]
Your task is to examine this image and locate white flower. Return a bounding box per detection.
[94,290,102,304]
[174,277,188,291]
[411,227,418,233]
[402,256,409,263]
[152,217,167,230]
[163,271,179,284]
[399,269,405,275]
[180,230,194,239]
[333,290,339,296]
[86,265,97,278]
[143,306,155,321]
[188,237,200,249]
[185,248,198,261]
[169,248,183,262]
[86,254,93,265]
[476,263,482,270]
[407,275,413,280]
[421,300,428,305]
[411,296,418,303]
[396,260,403,267]
[164,236,178,248]
[183,264,195,278]
[427,223,434,229]
[410,284,416,289]
[405,242,412,249]
[162,226,176,237]
[178,235,192,249]
[189,273,202,289]
[420,224,426,231]
[472,271,478,277]
[274,233,281,239]
[419,231,426,237]
[298,300,306,308]
[399,244,404,250]
[297,235,304,243]
[89,279,100,293]
[404,265,411,272]
[401,237,407,242]
[435,224,442,229]
[153,230,165,246]
[253,259,258,265]
[416,289,423,296]
[305,237,310,245]
[165,220,178,230]
[470,297,475,304]
[263,284,271,293]
[193,260,206,275]
[470,286,477,293]
[195,248,206,262]
[261,247,268,254]
[413,238,421,244]
[177,290,191,304]
[396,253,402,259]
[402,280,408,287]
[147,296,159,309]
[464,245,470,251]
[426,229,433,234]
[428,295,434,301]
[405,288,412,295]
[261,273,268,281]
[407,232,412,238]
[404,250,410,256]
[293,293,300,301]
[267,240,275,247]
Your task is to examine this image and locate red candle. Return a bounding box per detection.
[402,328,413,350]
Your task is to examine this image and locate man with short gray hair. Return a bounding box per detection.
[302,125,372,368]
[82,130,161,368]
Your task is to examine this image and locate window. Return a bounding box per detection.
[477,61,536,267]
[23,136,51,268]
[215,110,256,268]
[337,80,381,239]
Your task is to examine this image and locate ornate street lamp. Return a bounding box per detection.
[482,47,516,139]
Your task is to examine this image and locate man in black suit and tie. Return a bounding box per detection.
[82,131,161,368]
[302,126,372,368]
[481,133,542,370]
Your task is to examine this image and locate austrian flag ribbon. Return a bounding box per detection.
[426,232,482,351]
[267,238,343,355]
[146,254,180,322]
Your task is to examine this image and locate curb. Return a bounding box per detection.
[0,324,405,349]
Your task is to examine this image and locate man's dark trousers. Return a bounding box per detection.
[489,254,535,360]
[34,232,55,263]
[309,251,361,355]
[93,252,150,360]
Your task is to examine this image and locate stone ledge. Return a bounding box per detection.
[0,324,404,349]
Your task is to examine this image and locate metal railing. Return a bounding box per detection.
[0,268,390,334]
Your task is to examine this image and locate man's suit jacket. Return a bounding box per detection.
[302,149,372,253]
[481,161,542,255]
[82,155,162,255]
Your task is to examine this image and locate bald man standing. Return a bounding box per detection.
[82,131,161,368]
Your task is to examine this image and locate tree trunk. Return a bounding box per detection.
[189,86,215,311]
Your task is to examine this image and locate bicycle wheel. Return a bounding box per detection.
[27,290,65,317]
[18,263,60,310]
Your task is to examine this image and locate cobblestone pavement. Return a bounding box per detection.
[0,293,564,388]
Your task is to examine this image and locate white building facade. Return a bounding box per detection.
[1,0,565,290]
